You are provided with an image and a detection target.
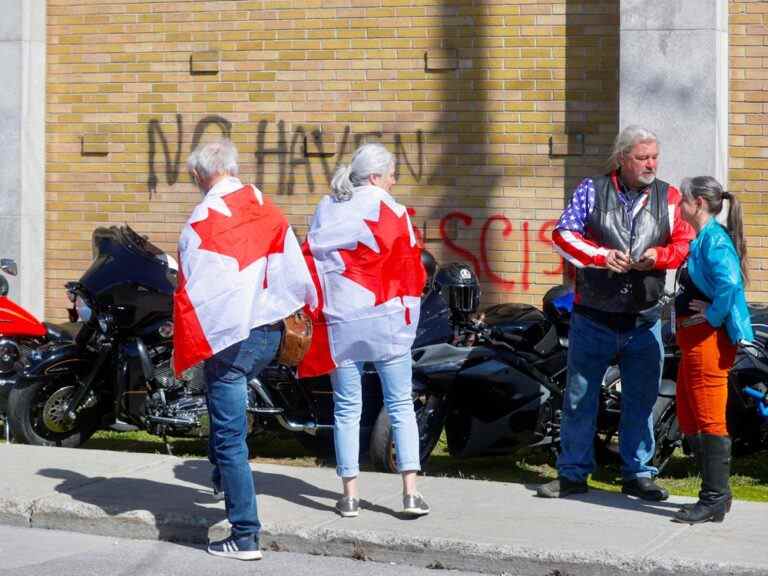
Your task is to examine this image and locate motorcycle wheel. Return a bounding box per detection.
[369,392,447,473]
[595,371,681,475]
[650,396,680,473]
[8,376,100,447]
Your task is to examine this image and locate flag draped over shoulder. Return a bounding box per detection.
[173,177,316,375]
[298,185,426,378]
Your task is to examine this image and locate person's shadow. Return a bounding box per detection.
[522,477,689,520]
[37,467,222,546]
[174,459,404,519]
[37,458,404,548]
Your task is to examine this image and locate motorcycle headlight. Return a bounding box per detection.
[0,339,20,374]
[158,321,174,339]
[75,295,93,323]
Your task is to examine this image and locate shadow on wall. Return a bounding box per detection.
[563,0,620,219]
[423,1,621,301]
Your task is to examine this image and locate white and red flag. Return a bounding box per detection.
[298,185,426,378]
[173,177,316,374]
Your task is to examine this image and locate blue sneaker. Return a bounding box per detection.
[207,535,262,561]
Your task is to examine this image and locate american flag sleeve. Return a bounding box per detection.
[551,178,609,268]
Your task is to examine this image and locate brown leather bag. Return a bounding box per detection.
[277,310,313,367]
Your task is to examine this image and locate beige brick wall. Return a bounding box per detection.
[730,0,768,300]
[45,0,617,321]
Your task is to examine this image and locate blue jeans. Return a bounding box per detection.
[558,312,664,482]
[204,325,282,540]
[331,353,420,477]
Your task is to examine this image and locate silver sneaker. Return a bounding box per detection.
[335,496,360,518]
[212,488,226,501]
[403,493,430,516]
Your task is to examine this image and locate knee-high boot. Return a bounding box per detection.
[673,434,732,524]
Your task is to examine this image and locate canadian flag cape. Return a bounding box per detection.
[298,185,426,378]
[173,177,316,375]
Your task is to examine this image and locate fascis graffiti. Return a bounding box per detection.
[434,213,563,292]
[146,115,564,292]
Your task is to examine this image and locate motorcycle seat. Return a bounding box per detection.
[44,321,82,342]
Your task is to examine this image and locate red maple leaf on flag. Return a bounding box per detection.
[191,186,288,273]
[338,201,426,323]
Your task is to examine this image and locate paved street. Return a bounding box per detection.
[0,525,488,576]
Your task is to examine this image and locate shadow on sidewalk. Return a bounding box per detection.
[174,459,404,519]
[37,467,220,546]
[522,481,685,519]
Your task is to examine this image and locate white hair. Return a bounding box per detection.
[330,143,395,202]
[187,138,239,180]
[608,125,659,170]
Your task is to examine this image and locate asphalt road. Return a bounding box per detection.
[0,525,491,576]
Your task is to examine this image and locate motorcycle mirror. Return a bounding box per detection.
[0,259,18,276]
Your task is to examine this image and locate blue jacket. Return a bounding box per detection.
[687,218,753,344]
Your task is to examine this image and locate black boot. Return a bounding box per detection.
[673,435,732,524]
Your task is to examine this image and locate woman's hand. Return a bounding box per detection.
[689,299,709,315]
[681,299,709,327]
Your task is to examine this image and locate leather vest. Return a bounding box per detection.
[575,175,670,315]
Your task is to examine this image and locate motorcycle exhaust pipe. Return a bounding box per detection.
[275,415,333,436]
[146,415,196,427]
[248,377,333,436]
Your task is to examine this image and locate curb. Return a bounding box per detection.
[1,497,762,576]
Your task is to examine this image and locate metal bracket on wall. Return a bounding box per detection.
[424,48,459,72]
[81,133,109,156]
[548,133,585,157]
[190,51,219,75]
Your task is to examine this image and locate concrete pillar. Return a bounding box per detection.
[620,0,728,189]
[0,1,45,317]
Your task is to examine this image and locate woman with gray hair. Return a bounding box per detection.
[301,143,430,518]
[673,176,753,524]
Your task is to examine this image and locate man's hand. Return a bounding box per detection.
[605,249,631,273]
[631,248,658,271]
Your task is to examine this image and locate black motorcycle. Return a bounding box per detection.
[7,226,459,454]
[368,265,682,474]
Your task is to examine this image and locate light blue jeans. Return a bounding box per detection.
[331,353,420,477]
[558,312,664,482]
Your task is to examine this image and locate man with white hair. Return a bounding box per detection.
[174,138,316,559]
[537,126,694,500]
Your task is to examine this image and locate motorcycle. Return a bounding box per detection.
[727,313,768,455]
[367,266,682,474]
[603,304,768,464]
[0,258,78,440]
[8,225,456,453]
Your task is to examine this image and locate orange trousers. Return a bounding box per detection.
[675,320,736,437]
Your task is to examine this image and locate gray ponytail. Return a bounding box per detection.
[330,143,395,202]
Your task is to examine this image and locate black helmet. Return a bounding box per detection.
[433,262,481,316]
[421,249,437,289]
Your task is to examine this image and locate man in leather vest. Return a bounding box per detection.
[537,125,694,500]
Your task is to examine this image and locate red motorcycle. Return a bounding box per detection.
[0,259,77,439]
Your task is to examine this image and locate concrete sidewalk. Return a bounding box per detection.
[1,444,766,576]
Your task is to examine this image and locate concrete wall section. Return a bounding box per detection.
[20,0,46,319]
[0,0,45,318]
[620,0,729,189]
[0,2,22,302]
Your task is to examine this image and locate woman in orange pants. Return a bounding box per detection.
[673,176,753,524]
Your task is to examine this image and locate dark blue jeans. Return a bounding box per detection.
[204,325,281,540]
[558,312,664,483]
